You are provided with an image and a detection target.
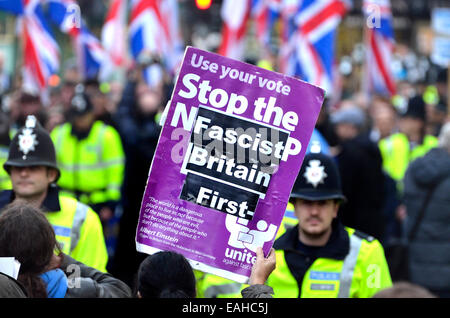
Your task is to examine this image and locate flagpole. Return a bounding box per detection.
[447,62,450,119]
[361,17,370,104]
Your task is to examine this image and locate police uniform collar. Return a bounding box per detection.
[40,185,61,212]
[0,185,61,213]
[274,219,350,260]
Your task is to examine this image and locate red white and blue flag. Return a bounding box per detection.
[129,0,184,86]
[102,0,127,67]
[251,0,282,49]
[283,0,350,96]
[218,0,251,60]
[72,24,113,81]
[21,0,60,103]
[48,0,112,81]
[363,0,396,96]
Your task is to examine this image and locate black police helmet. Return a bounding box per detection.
[400,95,426,121]
[69,84,93,117]
[4,115,60,181]
[290,151,346,202]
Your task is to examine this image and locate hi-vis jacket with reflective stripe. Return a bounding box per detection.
[0,187,108,273]
[198,215,392,298]
[47,195,108,273]
[197,208,299,298]
[268,223,392,298]
[50,121,125,207]
[379,132,437,182]
[0,145,11,190]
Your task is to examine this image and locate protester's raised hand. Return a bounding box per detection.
[249,247,276,285]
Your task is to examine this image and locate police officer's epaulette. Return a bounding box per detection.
[353,230,375,242]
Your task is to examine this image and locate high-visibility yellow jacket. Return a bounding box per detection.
[197,208,299,298]
[379,132,438,182]
[0,187,108,272]
[0,145,11,190]
[50,121,125,207]
[198,220,392,298]
[266,224,392,298]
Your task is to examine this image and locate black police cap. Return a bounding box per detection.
[4,115,60,181]
[290,151,346,202]
[400,95,426,121]
[70,84,93,116]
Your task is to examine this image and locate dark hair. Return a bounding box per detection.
[372,282,437,298]
[137,251,196,298]
[0,203,58,297]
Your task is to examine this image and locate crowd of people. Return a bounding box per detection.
[0,47,448,299]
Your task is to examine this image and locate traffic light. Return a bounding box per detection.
[195,0,212,10]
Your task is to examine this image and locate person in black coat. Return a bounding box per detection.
[330,105,387,241]
[108,70,167,288]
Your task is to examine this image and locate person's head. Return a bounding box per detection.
[438,122,450,154]
[61,60,81,110]
[330,105,366,141]
[137,251,196,298]
[370,96,397,139]
[4,116,60,203]
[290,152,346,242]
[0,203,58,297]
[135,80,163,116]
[372,282,436,298]
[69,84,95,131]
[84,78,109,119]
[17,91,44,127]
[398,95,427,143]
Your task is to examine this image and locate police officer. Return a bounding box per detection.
[50,85,125,222]
[0,115,108,272]
[266,151,392,298]
[379,95,438,185]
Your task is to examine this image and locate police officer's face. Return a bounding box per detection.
[294,199,339,237]
[10,166,57,200]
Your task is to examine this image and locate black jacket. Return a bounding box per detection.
[0,272,27,298]
[336,134,386,240]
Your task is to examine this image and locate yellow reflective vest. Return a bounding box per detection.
[50,121,125,207]
[0,188,108,272]
[379,132,438,182]
[0,145,11,190]
[267,225,392,298]
[197,208,299,298]
[199,222,391,298]
[46,193,108,272]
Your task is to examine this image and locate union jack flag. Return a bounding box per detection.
[48,0,112,81]
[129,0,184,86]
[282,0,350,96]
[363,0,396,96]
[102,0,127,67]
[21,0,60,104]
[217,0,251,60]
[251,0,282,49]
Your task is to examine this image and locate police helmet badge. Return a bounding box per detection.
[71,94,87,112]
[303,159,327,188]
[18,115,39,160]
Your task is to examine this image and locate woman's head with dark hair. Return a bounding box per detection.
[137,251,196,298]
[0,202,57,297]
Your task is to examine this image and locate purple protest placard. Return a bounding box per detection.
[135,47,325,283]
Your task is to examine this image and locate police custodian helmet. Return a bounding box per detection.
[4,115,60,181]
[290,151,346,202]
